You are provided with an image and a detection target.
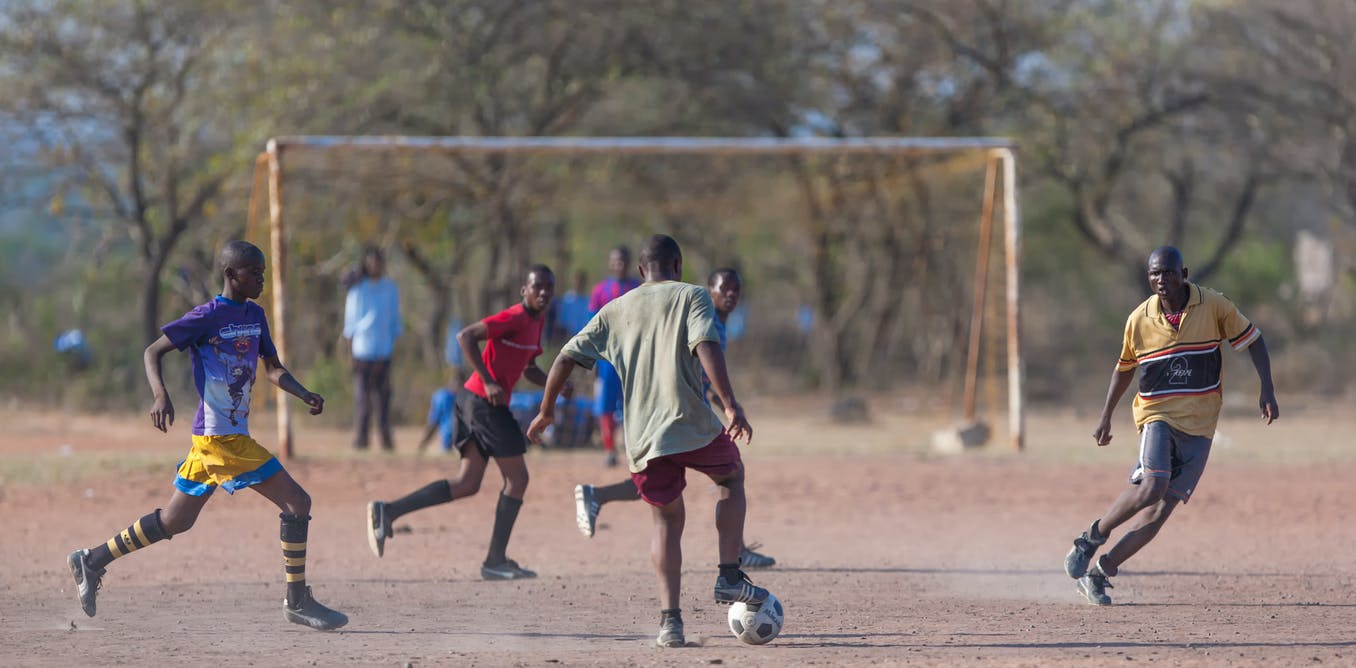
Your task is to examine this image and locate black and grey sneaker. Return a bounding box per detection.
[714,569,769,606]
[656,616,686,648]
[366,501,391,558]
[284,586,349,630]
[1075,561,1114,605]
[481,559,538,581]
[1064,521,1106,578]
[740,543,776,569]
[67,549,104,618]
[574,484,600,538]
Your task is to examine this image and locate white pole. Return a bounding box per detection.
[997,148,1024,450]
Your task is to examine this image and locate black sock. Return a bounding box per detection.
[485,493,523,566]
[87,510,170,570]
[661,608,682,623]
[280,513,309,607]
[718,562,742,583]
[386,480,454,521]
[1090,519,1104,542]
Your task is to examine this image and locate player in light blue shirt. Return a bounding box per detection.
[343,245,402,450]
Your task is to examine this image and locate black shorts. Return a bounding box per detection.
[454,391,528,459]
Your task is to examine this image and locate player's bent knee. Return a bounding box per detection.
[712,462,745,489]
[1138,479,1170,506]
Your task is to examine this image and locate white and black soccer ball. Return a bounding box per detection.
[727,592,784,645]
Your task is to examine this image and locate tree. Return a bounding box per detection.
[0,0,256,344]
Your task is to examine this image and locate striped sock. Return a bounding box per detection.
[87,510,169,570]
[280,513,309,607]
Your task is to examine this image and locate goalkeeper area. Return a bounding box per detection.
[244,135,1024,456]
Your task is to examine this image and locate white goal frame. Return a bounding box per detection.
[249,136,1024,456]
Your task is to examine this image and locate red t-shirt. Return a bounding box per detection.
[463,303,545,402]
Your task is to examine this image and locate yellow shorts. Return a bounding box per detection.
[174,434,282,496]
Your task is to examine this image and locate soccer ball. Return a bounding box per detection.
[727,593,784,645]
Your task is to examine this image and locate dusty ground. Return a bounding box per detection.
[2,394,1355,667]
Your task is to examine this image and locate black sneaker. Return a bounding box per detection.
[714,569,769,605]
[284,586,349,630]
[1075,561,1114,605]
[481,559,538,580]
[366,501,390,558]
[740,543,776,569]
[1064,521,1105,578]
[574,484,599,538]
[656,616,686,648]
[67,549,104,617]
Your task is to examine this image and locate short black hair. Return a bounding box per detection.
[611,245,631,260]
[707,267,741,288]
[638,235,681,268]
[1148,245,1184,268]
[219,240,265,270]
[525,264,555,283]
[362,243,383,261]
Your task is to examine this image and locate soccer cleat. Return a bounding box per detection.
[604,450,619,468]
[714,569,769,606]
[574,484,600,538]
[656,616,686,648]
[366,501,390,558]
[1075,562,1114,605]
[481,559,538,581]
[284,586,349,630]
[67,549,105,618]
[1064,521,1106,579]
[739,543,777,569]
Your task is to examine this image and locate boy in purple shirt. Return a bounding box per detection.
[589,246,641,467]
[65,240,347,631]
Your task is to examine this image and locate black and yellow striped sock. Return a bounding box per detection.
[280,513,309,608]
[87,510,169,570]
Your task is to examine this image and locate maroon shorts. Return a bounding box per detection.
[632,431,742,507]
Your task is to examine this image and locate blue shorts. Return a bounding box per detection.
[593,359,624,418]
[1128,420,1213,503]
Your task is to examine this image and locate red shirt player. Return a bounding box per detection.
[365,265,558,581]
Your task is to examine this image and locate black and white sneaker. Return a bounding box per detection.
[67,549,105,617]
[574,484,599,538]
[1075,561,1114,605]
[740,543,777,569]
[656,616,686,648]
[1064,521,1105,578]
[481,559,538,580]
[284,586,349,630]
[366,501,390,558]
[714,569,769,606]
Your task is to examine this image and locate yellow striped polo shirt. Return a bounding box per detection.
[1115,283,1261,437]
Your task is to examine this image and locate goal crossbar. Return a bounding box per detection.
[252,135,1024,456]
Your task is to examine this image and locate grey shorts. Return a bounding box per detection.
[1128,420,1213,503]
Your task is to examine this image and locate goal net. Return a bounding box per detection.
[245,136,1024,456]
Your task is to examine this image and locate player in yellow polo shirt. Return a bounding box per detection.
[1063,246,1279,605]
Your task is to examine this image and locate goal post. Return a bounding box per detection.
[247,135,1024,457]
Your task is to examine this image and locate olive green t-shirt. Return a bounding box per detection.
[560,281,725,473]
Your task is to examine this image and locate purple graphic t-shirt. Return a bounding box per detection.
[162,296,277,436]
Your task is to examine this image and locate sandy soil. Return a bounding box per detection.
[2,395,1354,667]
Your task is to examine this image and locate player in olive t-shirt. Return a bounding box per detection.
[528,235,770,649]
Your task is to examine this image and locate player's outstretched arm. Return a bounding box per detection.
[1092,367,1136,446]
[144,335,178,433]
[696,341,752,443]
[1247,334,1279,424]
[262,355,324,415]
[528,355,578,443]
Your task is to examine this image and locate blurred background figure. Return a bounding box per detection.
[343,244,402,451]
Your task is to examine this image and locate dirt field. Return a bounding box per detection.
[2,394,1354,667]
